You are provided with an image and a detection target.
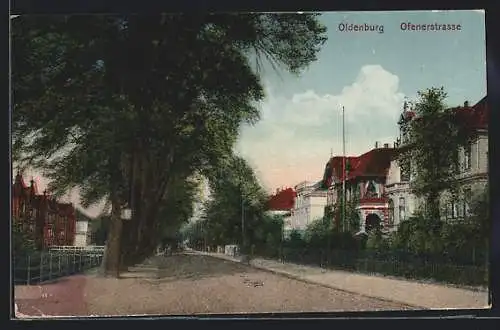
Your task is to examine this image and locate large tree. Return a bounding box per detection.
[202,155,269,253]
[401,87,470,225]
[11,14,327,275]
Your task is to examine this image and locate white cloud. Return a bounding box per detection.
[236,64,405,192]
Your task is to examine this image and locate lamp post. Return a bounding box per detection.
[281,216,285,263]
[342,106,346,233]
[121,208,132,221]
[240,173,245,257]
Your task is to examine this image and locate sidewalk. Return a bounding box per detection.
[194,250,489,310]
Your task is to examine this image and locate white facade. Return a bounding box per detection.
[74,220,91,247]
[290,181,327,232]
[440,130,488,223]
[385,159,419,229]
[386,108,488,226]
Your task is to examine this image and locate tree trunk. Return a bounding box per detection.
[120,150,144,267]
[103,189,123,277]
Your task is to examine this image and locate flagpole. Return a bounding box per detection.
[342,106,346,232]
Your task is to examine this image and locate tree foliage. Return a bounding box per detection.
[365,229,389,252]
[252,213,284,253]
[401,87,471,222]
[386,185,488,263]
[202,156,269,252]
[12,220,37,256]
[11,14,327,275]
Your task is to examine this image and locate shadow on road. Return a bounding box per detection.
[123,253,255,282]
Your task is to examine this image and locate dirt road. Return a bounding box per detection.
[14,254,413,317]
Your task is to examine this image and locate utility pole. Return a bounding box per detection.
[342,106,347,233]
[241,185,245,255]
[239,165,245,256]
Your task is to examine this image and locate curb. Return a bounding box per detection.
[250,262,426,310]
[200,252,426,309]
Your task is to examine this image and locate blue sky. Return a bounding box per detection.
[236,10,486,193]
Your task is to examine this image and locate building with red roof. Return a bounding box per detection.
[266,187,296,212]
[321,96,488,235]
[12,172,77,249]
[387,96,488,228]
[266,187,297,236]
[322,144,395,233]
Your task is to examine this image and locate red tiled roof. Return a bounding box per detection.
[12,173,76,217]
[400,110,416,122]
[322,148,395,187]
[404,96,488,130]
[266,187,296,211]
[451,96,488,130]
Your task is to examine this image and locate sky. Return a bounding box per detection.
[16,10,486,217]
[235,10,486,194]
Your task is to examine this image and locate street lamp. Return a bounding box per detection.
[239,170,245,257]
[121,208,132,220]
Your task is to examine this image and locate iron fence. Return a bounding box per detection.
[257,247,488,287]
[13,250,104,285]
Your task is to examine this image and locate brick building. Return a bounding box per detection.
[12,172,76,249]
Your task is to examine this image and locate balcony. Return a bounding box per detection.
[359,197,388,205]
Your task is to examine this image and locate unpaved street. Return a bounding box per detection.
[15,254,415,317]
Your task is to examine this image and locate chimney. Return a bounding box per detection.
[384,143,390,148]
[375,141,379,148]
[276,188,280,194]
[464,100,469,107]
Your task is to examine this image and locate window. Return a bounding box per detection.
[398,197,406,222]
[76,221,87,233]
[400,159,410,182]
[464,143,472,170]
[463,188,472,217]
[388,199,395,226]
[457,199,464,218]
[450,199,458,219]
[366,181,377,198]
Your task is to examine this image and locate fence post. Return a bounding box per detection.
[40,252,43,283]
[27,255,31,286]
[58,254,61,276]
[73,250,76,273]
[79,253,82,272]
[49,252,53,280]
